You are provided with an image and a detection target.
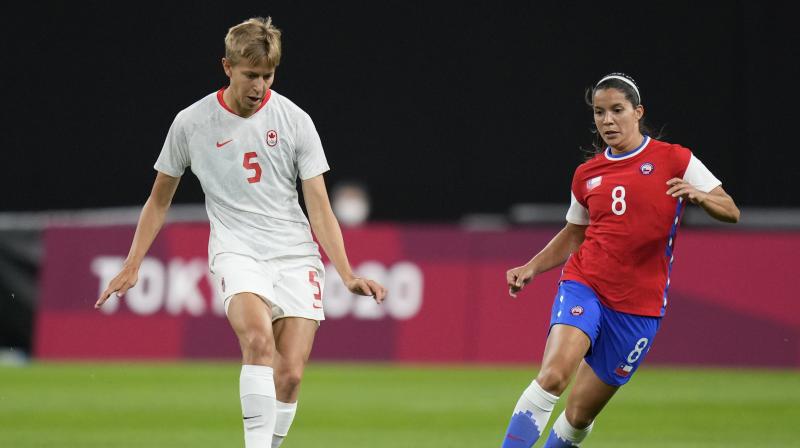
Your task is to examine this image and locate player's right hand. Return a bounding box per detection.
[95,264,139,309]
[506,265,535,298]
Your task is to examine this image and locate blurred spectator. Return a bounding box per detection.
[331,181,371,227]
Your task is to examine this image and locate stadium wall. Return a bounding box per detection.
[33,223,799,367]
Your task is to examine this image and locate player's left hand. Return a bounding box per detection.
[345,277,387,304]
[666,178,707,205]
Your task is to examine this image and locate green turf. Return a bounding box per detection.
[0,362,797,447]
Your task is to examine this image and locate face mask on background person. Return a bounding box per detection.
[333,195,370,227]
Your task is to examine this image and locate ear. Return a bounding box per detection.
[222,58,232,77]
[634,104,645,121]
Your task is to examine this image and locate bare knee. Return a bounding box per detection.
[275,363,304,395]
[536,368,571,396]
[565,407,594,430]
[239,330,275,365]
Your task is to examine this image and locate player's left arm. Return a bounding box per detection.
[302,174,387,303]
[666,180,740,223]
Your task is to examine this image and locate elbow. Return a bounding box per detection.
[721,206,740,224]
[728,200,741,223]
[729,207,741,224]
[306,210,329,235]
[147,194,172,211]
[712,194,740,224]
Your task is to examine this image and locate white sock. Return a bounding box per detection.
[271,435,285,448]
[240,365,277,448]
[514,380,559,436]
[550,411,594,446]
[272,400,298,448]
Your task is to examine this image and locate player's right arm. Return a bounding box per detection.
[506,223,587,298]
[94,172,181,308]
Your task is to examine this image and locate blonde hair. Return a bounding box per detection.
[224,17,282,67]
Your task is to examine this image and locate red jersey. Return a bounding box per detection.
[561,137,721,317]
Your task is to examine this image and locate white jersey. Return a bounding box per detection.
[155,88,330,262]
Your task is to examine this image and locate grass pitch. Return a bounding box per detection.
[0,362,797,447]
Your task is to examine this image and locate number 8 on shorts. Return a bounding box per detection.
[626,337,649,364]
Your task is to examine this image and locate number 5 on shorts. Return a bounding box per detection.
[309,271,322,309]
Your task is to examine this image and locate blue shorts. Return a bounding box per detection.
[549,281,661,387]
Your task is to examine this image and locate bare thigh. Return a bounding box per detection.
[227,292,275,366]
[536,324,592,395]
[272,317,318,402]
[563,360,618,429]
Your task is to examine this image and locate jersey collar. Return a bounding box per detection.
[216,87,272,117]
[604,135,650,161]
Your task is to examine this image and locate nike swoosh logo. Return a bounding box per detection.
[243,415,262,420]
[506,434,525,441]
[216,139,233,148]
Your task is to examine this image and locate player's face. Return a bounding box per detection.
[593,88,644,152]
[222,57,275,117]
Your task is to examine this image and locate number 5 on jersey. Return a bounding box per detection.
[243,152,262,183]
[612,186,626,215]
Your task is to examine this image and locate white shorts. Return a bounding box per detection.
[210,253,326,322]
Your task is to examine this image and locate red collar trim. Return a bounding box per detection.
[216,87,272,117]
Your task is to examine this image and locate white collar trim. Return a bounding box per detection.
[604,136,651,161]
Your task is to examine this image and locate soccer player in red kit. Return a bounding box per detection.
[500,73,740,447]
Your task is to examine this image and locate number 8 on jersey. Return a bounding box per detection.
[611,186,626,215]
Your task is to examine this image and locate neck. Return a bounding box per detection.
[222,87,253,118]
[609,134,645,155]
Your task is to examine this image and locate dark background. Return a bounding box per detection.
[5,1,798,221]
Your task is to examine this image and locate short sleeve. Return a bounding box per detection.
[566,167,589,225]
[683,154,721,193]
[566,192,590,225]
[295,112,330,180]
[154,113,190,177]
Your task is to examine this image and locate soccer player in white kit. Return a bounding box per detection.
[94,17,387,448]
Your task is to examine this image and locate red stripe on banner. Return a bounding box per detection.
[34,312,183,359]
[470,263,560,363]
[394,264,470,362]
[162,224,210,258]
[672,231,800,328]
[34,224,800,366]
